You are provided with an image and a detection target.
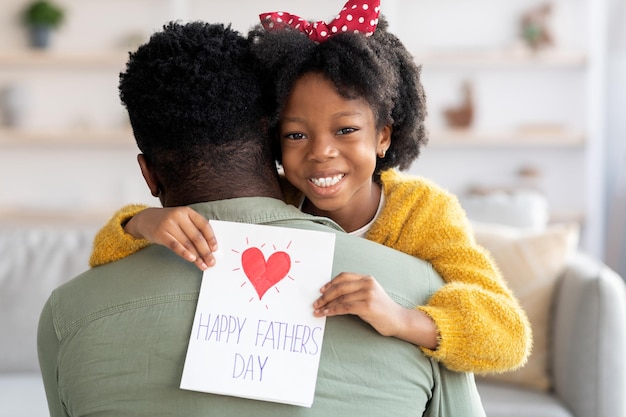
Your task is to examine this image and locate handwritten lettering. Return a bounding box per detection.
[254,320,322,354]
[195,313,246,344]
[232,353,269,381]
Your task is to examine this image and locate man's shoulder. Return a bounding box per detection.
[280,218,437,273]
[335,231,430,263]
[332,232,443,307]
[47,245,200,340]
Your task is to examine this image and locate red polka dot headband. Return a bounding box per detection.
[260,0,381,43]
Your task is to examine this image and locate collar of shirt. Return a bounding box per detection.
[349,190,385,238]
[188,197,344,232]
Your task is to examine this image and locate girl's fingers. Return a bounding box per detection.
[314,290,367,316]
[178,222,214,269]
[168,209,218,270]
[314,276,374,310]
[319,271,364,292]
[316,274,374,303]
[190,213,218,252]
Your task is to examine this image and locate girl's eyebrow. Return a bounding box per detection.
[332,110,365,118]
[281,115,306,123]
[281,110,365,123]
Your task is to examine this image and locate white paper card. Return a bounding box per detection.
[181,220,336,407]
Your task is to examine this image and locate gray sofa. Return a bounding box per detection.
[1,221,625,417]
[477,252,626,417]
[0,220,97,417]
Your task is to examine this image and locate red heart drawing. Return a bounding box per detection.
[241,247,291,300]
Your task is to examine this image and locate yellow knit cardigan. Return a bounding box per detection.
[368,170,531,373]
[90,169,531,374]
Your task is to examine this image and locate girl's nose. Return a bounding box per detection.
[307,134,338,162]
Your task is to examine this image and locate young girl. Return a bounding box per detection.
[90,0,531,374]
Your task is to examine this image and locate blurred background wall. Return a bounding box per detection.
[0,0,624,276]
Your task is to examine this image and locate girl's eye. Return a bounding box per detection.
[337,127,357,135]
[284,132,307,140]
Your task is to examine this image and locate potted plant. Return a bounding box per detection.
[21,0,65,49]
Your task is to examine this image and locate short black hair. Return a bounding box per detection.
[119,21,270,192]
[249,16,428,175]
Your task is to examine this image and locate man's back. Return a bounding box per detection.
[38,199,484,417]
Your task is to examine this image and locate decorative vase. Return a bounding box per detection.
[29,24,51,49]
[0,84,29,127]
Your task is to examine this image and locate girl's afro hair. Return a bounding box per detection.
[249,16,428,174]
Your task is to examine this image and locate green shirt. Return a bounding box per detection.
[38,197,485,417]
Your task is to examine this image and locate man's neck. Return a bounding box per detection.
[162,179,284,207]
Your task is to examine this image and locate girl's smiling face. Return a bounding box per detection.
[279,72,391,232]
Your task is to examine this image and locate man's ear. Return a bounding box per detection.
[137,154,161,198]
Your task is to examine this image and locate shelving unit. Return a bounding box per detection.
[409,47,589,212]
[0,127,134,147]
[0,0,607,256]
[389,0,603,254]
[0,49,129,147]
[428,127,585,148]
[0,1,154,214]
[414,49,587,68]
[0,50,127,68]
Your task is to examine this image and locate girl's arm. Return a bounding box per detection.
[90,204,150,267]
[367,171,532,374]
[90,204,218,270]
[312,272,439,350]
[90,177,297,269]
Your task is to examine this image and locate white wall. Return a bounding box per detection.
[0,0,617,261]
[391,0,594,248]
[0,147,152,215]
[0,0,375,217]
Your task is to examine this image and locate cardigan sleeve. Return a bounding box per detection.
[89,204,151,267]
[89,176,302,269]
[367,170,532,374]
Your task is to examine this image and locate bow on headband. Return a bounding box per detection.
[260,0,381,43]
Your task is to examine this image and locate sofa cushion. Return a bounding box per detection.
[472,222,579,391]
[0,224,96,373]
[461,190,549,232]
[476,381,572,417]
[0,373,49,417]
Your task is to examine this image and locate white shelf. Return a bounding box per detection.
[0,48,586,70]
[0,208,112,227]
[427,127,585,148]
[0,50,128,68]
[0,127,135,147]
[414,49,587,68]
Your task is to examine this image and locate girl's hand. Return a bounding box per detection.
[124,207,218,271]
[312,273,404,336]
[312,272,438,349]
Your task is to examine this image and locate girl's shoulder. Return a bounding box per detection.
[377,170,469,233]
[380,169,453,198]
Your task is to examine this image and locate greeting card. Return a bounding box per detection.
[181,220,336,407]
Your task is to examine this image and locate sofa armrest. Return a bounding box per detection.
[551,252,626,417]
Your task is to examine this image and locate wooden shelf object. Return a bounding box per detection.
[0,208,112,227]
[0,127,135,148]
[0,49,586,69]
[427,127,585,148]
[414,49,587,68]
[0,50,128,69]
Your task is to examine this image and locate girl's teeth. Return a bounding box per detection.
[311,174,344,187]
